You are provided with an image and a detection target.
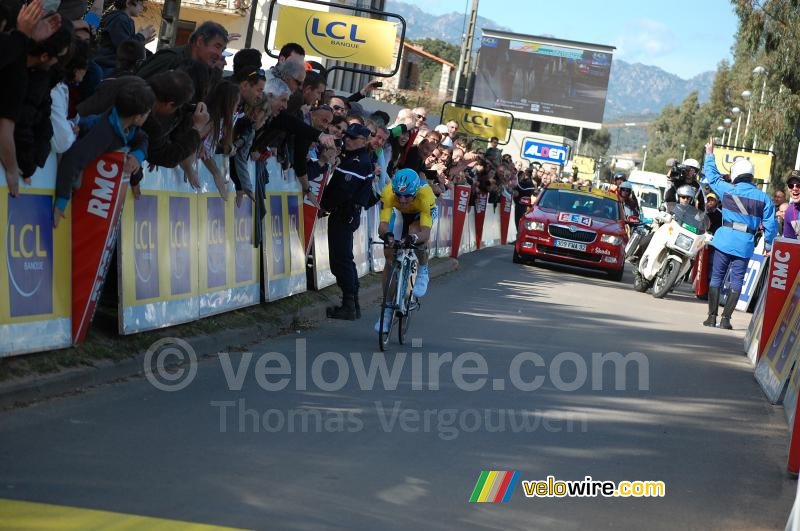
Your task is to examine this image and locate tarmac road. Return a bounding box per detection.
[0,245,795,530]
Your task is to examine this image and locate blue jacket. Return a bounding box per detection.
[701,153,776,257]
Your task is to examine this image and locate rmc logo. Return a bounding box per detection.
[304,15,366,59]
[522,139,568,164]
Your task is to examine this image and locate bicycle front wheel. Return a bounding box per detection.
[379,263,401,351]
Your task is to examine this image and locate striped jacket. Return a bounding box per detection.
[701,153,776,258]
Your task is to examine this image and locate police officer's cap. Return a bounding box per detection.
[344,123,371,139]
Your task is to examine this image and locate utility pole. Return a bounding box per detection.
[156,0,182,50]
[452,0,479,104]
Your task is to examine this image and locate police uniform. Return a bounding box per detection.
[701,153,776,329]
[320,125,377,319]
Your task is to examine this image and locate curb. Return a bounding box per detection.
[0,257,460,409]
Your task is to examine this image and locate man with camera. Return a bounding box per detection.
[320,123,379,320]
[665,158,704,210]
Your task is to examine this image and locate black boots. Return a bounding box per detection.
[703,287,720,327]
[327,294,357,320]
[719,291,740,330]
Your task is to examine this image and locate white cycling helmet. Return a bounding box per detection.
[682,158,700,170]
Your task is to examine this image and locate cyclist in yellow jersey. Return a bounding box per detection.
[375,168,437,332]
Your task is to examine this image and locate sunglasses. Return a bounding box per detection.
[332,105,346,112]
[415,114,427,122]
[789,183,800,189]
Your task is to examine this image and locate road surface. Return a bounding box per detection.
[0,246,795,530]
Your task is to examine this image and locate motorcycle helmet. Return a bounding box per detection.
[731,158,755,184]
[392,168,421,196]
[618,181,634,191]
[676,185,696,199]
[614,173,626,182]
[682,158,700,170]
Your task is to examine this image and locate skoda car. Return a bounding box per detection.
[513,183,629,281]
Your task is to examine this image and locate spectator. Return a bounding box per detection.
[485,136,502,165]
[54,77,154,226]
[235,65,266,107]
[198,80,240,199]
[51,37,90,153]
[94,0,155,73]
[784,171,800,239]
[278,42,304,64]
[0,18,73,197]
[513,167,536,230]
[329,95,349,118]
[329,115,347,139]
[287,70,325,113]
[393,108,414,128]
[440,120,458,148]
[137,21,228,78]
[412,106,427,128]
[230,100,267,207]
[232,48,262,76]
[370,110,390,127]
[773,189,787,208]
[111,39,146,77]
[400,130,441,178]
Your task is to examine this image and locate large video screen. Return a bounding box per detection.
[473,31,613,127]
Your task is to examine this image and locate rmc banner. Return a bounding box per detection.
[0,153,71,357]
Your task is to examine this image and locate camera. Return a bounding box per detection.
[334,138,344,149]
[671,160,688,183]
[184,103,198,113]
[371,81,383,88]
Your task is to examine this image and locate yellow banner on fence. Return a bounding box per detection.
[441,104,512,141]
[274,5,398,69]
[571,155,596,178]
[713,147,773,182]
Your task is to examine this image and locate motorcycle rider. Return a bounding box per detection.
[618,181,640,218]
[665,158,705,210]
[633,185,700,263]
[701,141,776,329]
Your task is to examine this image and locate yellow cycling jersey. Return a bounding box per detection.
[379,183,437,228]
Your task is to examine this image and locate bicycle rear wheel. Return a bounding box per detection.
[379,263,401,351]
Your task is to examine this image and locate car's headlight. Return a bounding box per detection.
[600,234,622,246]
[525,221,545,231]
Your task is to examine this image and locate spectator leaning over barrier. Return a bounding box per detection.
[94,0,155,74]
[137,21,228,78]
[440,120,458,148]
[701,141,776,330]
[400,130,442,179]
[328,95,350,118]
[51,38,89,154]
[111,39,146,77]
[321,123,378,321]
[412,107,427,129]
[54,77,154,227]
[329,115,347,139]
[485,136,502,165]
[784,171,800,239]
[197,80,240,200]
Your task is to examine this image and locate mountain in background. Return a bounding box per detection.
[385,1,716,122]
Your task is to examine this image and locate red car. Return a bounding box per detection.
[513,183,629,281]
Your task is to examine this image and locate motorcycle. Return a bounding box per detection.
[624,219,651,262]
[633,204,711,298]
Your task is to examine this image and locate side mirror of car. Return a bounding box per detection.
[520,196,531,206]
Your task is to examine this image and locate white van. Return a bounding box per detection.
[628,170,671,199]
[631,183,662,222]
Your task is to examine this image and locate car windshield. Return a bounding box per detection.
[537,189,620,221]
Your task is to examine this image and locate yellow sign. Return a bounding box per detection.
[274,5,398,69]
[571,155,596,177]
[549,182,618,200]
[713,147,773,182]
[441,104,512,141]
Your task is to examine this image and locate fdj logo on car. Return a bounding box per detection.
[522,139,569,164]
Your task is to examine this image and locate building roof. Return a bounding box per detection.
[402,42,455,68]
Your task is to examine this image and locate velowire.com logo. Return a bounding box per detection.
[469,471,521,503]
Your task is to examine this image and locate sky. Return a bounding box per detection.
[400,0,739,78]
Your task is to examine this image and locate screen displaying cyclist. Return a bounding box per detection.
[375,168,437,332]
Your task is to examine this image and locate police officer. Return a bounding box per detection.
[320,123,378,320]
[513,167,536,230]
[701,141,776,329]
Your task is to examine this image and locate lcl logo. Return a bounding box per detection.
[170,221,189,249]
[9,224,47,259]
[134,220,155,251]
[208,219,225,246]
[308,18,366,43]
[462,113,492,127]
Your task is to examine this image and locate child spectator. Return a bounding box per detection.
[51,39,90,153]
[94,0,155,74]
[53,77,154,227]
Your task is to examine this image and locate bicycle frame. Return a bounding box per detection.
[392,248,418,315]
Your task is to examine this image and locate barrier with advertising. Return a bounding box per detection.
[436,191,454,257]
[0,153,71,357]
[118,158,260,334]
[72,152,129,344]
[451,185,471,257]
[500,194,513,244]
[756,239,800,359]
[713,146,773,183]
[440,102,514,144]
[737,253,767,312]
[474,192,488,249]
[744,284,768,366]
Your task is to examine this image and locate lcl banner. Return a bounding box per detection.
[474,192,488,250]
[273,4,399,69]
[451,184,471,258]
[1,151,72,357]
[713,146,773,183]
[71,151,128,344]
[440,102,514,144]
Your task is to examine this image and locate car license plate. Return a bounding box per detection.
[554,240,587,251]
